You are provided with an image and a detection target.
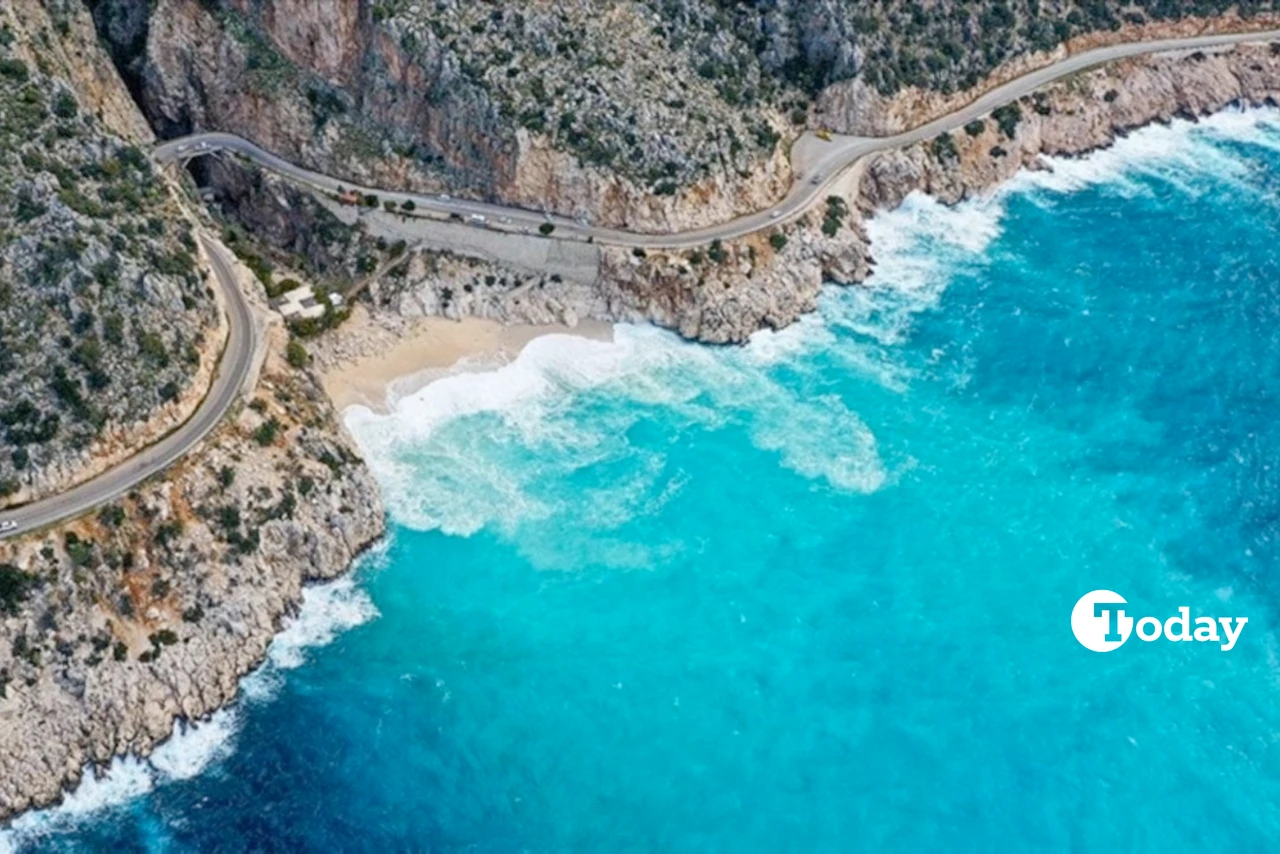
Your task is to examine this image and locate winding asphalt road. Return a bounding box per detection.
[155,28,1280,249]
[3,28,1278,539]
[0,235,254,539]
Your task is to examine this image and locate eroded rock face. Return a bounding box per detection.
[856,42,1280,213]
[99,0,795,232]
[0,1,387,821]
[0,331,384,821]
[341,37,1280,347]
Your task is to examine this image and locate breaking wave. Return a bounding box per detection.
[0,575,378,851]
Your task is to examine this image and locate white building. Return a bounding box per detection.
[270,284,343,320]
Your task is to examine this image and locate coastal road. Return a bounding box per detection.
[0,235,255,539]
[2,28,1275,540]
[155,28,1280,249]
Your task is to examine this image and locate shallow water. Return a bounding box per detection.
[10,108,1280,852]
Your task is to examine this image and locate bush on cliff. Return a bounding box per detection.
[0,563,38,616]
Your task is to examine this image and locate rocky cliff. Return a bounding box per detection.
[90,0,793,232]
[0,1,387,821]
[90,0,1280,235]
[0,0,220,507]
[0,323,384,820]
[320,32,1280,348]
[855,40,1280,211]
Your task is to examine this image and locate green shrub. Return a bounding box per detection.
[286,339,310,369]
[992,103,1022,139]
[0,564,38,615]
[254,417,282,446]
[931,132,958,161]
[52,90,78,119]
[0,58,27,82]
[98,504,126,528]
[149,629,179,647]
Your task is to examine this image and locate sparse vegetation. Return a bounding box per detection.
[821,196,849,238]
[0,31,215,504]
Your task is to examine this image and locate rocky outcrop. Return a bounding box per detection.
[856,40,1280,212]
[818,13,1280,136]
[355,34,1280,347]
[97,0,795,232]
[353,204,868,345]
[0,326,384,820]
[0,2,387,821]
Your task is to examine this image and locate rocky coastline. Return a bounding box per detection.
[5,7,1280,830]
[0,0,384,822]
[0,322,385,820]
[336,33,1280,349]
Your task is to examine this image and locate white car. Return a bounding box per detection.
[0,520,17,534]
[440,194,451,201]
[769,210,781,219]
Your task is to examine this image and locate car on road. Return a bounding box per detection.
[810,173,823,184]
[0,520,17,534]
[468,214,488,225]
[769,210,781,219]
[501,217,512,224]
[440,194,451,201]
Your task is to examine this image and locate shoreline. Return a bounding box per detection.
[317,308,614,415]
[7,22,1280,830]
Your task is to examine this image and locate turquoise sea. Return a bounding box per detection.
[8,108,1280,851]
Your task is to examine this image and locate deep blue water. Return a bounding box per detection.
[10,109,1280,852]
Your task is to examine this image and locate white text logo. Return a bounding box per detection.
[1071,590,1246,652]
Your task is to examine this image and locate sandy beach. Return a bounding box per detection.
[320,309,614,413]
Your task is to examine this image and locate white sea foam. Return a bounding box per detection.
[826,105,1280,356]
[149,708,240,782]
[1008,106,1277,199]
[0,574,378,847]
[347,323,892,543]
[268,576,380,671]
